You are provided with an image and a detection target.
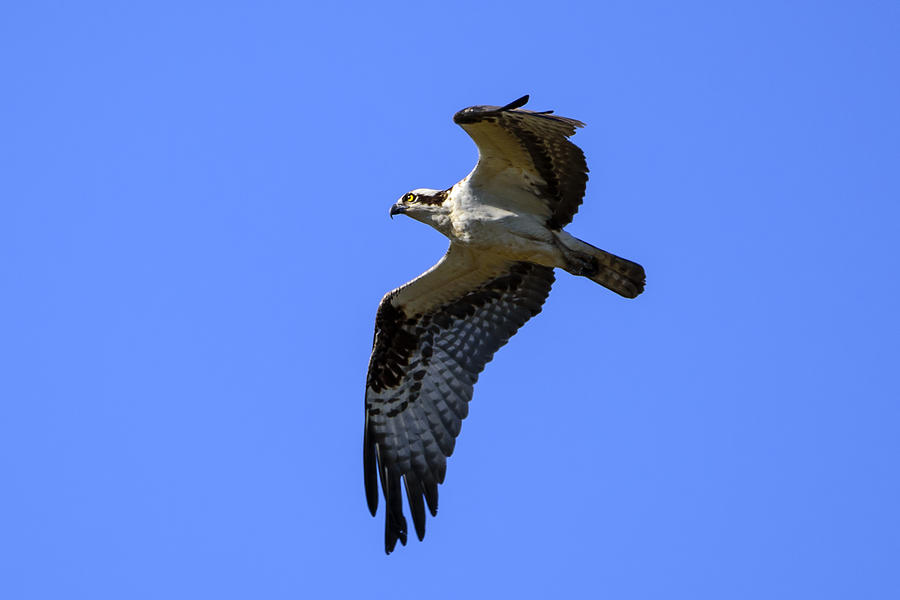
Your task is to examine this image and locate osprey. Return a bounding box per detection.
[365,95,645,553]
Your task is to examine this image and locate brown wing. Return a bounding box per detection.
[454,95,589,230]
[364,244,555,553]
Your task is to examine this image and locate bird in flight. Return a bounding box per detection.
[364,95,645,553]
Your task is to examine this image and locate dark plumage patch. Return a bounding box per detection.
[506,119,588,230]
[367,300,417,393]
[413,189,448,206]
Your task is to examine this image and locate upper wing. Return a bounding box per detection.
[454,95,589,230]
[364,244,555,553]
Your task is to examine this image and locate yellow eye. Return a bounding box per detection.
[404,193,415,202]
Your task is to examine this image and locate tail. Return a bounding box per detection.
[558,235,646,299]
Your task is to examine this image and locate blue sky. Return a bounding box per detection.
[2,1,899,598]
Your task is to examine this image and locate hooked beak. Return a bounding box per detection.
[389,203,406,219]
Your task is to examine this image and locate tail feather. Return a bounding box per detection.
[559,236,645,299]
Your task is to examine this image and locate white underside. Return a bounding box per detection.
[445,177,571,269]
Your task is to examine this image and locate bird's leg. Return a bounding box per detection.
[553,235,599,277]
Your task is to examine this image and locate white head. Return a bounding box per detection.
[390,188,452,234]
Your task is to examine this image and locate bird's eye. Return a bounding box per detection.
[404,193,415,202]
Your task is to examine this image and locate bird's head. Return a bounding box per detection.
[390,188,451,230]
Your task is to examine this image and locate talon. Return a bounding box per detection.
[566,253,599,277]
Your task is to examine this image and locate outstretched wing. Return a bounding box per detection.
[364,244,555,553]
[453,95,589,230]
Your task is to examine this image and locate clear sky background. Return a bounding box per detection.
[2,2,899,598]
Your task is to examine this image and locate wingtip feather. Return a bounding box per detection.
[500,94,530,111]
[364,421,379,516]
[404,475,427,541]
[383,466,408,554]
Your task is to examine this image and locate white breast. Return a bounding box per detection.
[446,179,556,260]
